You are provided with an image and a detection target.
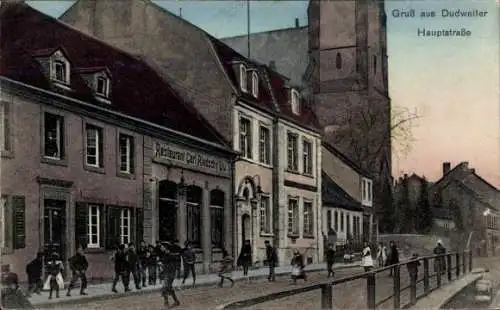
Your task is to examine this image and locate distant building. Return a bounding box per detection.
[60,0,324,265]
[322,142,373,245]
[430,162,500,254]
[0,2,235,280]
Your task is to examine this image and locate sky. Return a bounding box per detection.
[26,0,500,188]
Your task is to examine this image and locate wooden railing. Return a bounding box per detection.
[218,251,473,310]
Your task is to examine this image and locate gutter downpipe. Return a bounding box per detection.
[272,111,280,262]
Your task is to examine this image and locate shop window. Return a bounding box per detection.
[210,189,224,249]
[186,185,202,247]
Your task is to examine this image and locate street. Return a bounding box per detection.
[42,268,362,310]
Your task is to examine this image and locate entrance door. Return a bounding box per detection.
[159,198,177,242]
[43,199,66,261]
[241,214,250,244]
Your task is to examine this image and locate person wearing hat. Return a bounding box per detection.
[66,245,89,296]
[44,252,64,299]
[433,240,447,275]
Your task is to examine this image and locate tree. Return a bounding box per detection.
[395,176,414,233]
[378,175,396,233]
[417,177,433,233]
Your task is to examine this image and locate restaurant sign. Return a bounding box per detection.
[153,142,230,177]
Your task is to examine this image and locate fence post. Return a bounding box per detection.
[469,250,473,272]
[410,263,417,306]
[423,258,430,295]
[393,265,401,309]
[462,251,466,274]
[447,254,452,281]
[321,284,333,310]
[436,257,442,288]
[366,272,376,310]
[455,253,460,278]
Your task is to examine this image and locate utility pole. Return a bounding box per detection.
[247,0,250,58]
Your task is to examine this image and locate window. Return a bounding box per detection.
[96,76,110,98]
[334,211,338,232]
[0,102,11,152]
[303,201,314,236]
[287,198,299,236]
[291,89,300,115]
[335,52,342,69]
[88,205,100,248]
[52,60,69,84]
[340,212,344,232]
[362,178,373,204]
[259,125,270,165]
[186,186,202,247]
[346,214,351,236]
[43,113,64,159]
[260,195,271,234]
[252,71,259,97]
[120,208,131,245]
[119,134,134,174]
[239,117,252,159]
[239,64,247,92]
[85,124,103,168]
[373,55,377,74]
[326,210,332,230]
[210,190,224,249]
[302,140,313,175]
[287,133,298,171]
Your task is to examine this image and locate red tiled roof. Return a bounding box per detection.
[208,35,321,132]
[0,3,229,146]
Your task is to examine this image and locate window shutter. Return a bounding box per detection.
[3,196,13,252]
[130,138,135,174]
[12,196,26,249]
[75,203,88,249]
[99,206,105,248]
[59,116,65,159]
[98,129,104,168]
[106,206,120,250]
[135,208,144,245]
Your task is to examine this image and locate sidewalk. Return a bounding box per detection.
[28,262,360,307]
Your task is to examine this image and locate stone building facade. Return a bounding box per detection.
[0,2,234,280]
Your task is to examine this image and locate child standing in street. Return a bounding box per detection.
[44,253,64,299]
[218,249,234,288]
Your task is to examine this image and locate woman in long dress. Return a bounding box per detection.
[43,253,64,299]
[361,242,374,272]
[290,249,307,284]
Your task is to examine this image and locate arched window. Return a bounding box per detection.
[158,180,178,242]
[186,185,202,247]
[335,52,342,69]
[210,189,225,249]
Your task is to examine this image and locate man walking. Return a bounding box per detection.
[325,243,336,277]
[181,241,196,287]
[26,252,44,296]
[137,241,149,288]
[111,244,130,293]
[126,243,141,290]
[159,243,180,308]
[264,241,277,282]
[66,245,88,296]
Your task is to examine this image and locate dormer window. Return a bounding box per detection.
[291,89,300,115]
[251,71,259,98]
[49,50,71,86]
[239,64,247,92]
[96,76,110,98]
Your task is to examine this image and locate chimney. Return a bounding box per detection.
[404,173,408,179]
[443,162,451,175]
[470,168,476,174]
[295,18,300,28]
[268,60,276,71]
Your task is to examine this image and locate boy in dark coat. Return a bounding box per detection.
[147,244,158,285]
[66,245,89,296]
[111,244,130,293]
[137,241,149,288]
[181,241,196,287]
[325,244,336,278]
[26,252,44,295]
[126,243,141,290]
[159,243,180,308]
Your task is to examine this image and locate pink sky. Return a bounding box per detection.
[387,0,500,188]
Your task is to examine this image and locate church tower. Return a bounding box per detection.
[307,0,392,234]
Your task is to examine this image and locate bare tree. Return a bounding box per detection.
[324,103,421,171]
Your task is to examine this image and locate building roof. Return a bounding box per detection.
[322,171,364,212]
[207,36,321,133]
[322,141,372,179]
[0,2,229,146]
